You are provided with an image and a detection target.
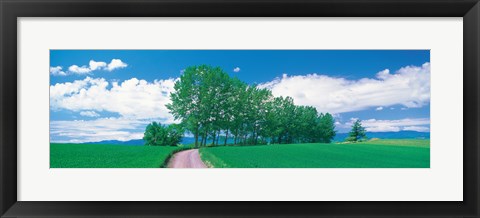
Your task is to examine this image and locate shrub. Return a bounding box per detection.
[143,122,184,146]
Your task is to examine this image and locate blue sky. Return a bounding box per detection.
[50,50,430,143]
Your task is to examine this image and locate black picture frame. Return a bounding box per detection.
[1,0,479,217]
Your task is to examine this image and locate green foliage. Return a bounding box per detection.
[167,65,337,147]
[199,139,430,168]
[50,143,181,168]
[167,65,232,147]
[316,113,336,143]
[143,122,184,146]
[347,119,367,142]
[166,124,185,146]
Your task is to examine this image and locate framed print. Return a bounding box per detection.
[1,0,479,217]
[49,49,431,169]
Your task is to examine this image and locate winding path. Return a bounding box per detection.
[167,149,207,168]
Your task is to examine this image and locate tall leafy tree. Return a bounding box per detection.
[167,65,203,147]
[229,79,249,145]
[293,106,319,143]
[197,66,231,146]
[220,79,235,146]
[167,65,232,147]
[265,96,296,144]
[250,88,273,144]
[316,113,336,143]
[346,119,367,142]
[280,96,296,144]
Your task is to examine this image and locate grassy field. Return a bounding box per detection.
[199,139,430,168]
[50,143,182,168]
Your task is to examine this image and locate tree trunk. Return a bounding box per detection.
[202,131,207,146]
[194,130,199,148]
[212,130,217,146]
[234,130,238,145]
[252,125,258,145]
[216,131,220,146]
[251,132,255,145]
[195,125,198,148]
[224,129,229,146]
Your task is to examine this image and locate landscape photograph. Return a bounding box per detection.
[50,50,430,168]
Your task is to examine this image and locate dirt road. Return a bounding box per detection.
[167,149,207,168]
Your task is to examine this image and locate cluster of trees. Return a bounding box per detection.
[165,65,336,147]
[143,122,184,146]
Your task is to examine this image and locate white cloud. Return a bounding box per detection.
[89,60,107,71]
[50,66,67,76]
[50,117,149,143]
[376,69,390,79]
[403,126,430,132]
[106,59,128,71]
[375,106,383,111]
[68,65,92,74]
[66,59,127,75]
[50,76,180,142]
[259,62,430,114]
[340,118,430,132]
[50,77,178,121]
[79,111,100,117]
[233,67,241,73]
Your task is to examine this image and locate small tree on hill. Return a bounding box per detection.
[346,119,367,142]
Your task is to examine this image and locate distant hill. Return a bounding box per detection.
[84,139,145,146]
[83,138,221,146]
[82,130,429,145]
[333,130,430,142]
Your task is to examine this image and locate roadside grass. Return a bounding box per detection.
[199,139,430,168]
[50,143,183,168]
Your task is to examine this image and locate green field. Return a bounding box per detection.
[51,139,429,168]
[50,143,182,168]
[199,139,430,168]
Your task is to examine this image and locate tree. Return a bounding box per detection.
[143,122,164,146]
[264,96,296,144]
[279,96,296,144]
[167,66,203,147]
[250,87,273,144]
[229,79,249,145]
[264,97,281,144]
[317,113,336,143]
[165,124,185,146]
[168,65,338,146]
[293,106,319,143]
[168,65,236,147]
[143,122,184,146]
[346,119,366,142]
